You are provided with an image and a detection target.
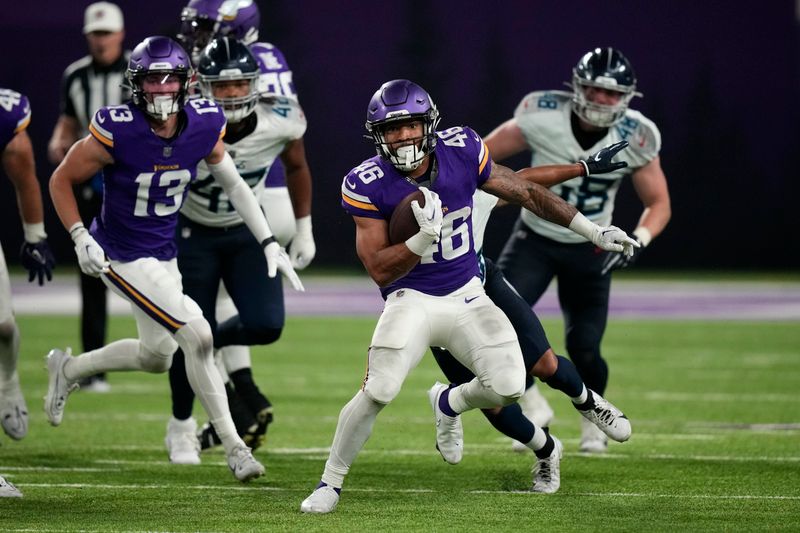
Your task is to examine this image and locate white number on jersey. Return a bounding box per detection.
[438,127,468,147]
[420,206,471,264]
[353,161,384,185]
[108,106,133,122]
[0,89,22,112]
[134,170,192,217]
[188,98,220,115]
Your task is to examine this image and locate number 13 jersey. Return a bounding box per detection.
[88,99,226,261]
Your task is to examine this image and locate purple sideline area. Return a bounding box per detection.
[10,275,800,321]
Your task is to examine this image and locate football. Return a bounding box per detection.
[389,189,425,245]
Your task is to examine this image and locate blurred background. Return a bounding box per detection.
[1,0,798,271]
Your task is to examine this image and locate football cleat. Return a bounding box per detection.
[579,417,608,453]
[531,436,563,493]
[197,421,222,450]
[577,390,631,443]
[43,348,79,426]
[427,381,463,465]
[511,383,554,453]
[300,483,340,514]
[0,376,28,440]
[165,417,201,465]
[198,406,273,452]
[227,444,264,482]
[0,475,22,498]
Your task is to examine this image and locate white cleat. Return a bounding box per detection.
[531,436,562,494]
[579,417,608,453]
[300,484,340,514]
[512,383,555,452]
[0,377,28,440]
[427,381,463,465]
[578,390,631,443]
[165,417,201,465]
[227,444,265,482]
[43,348,79,426]
[0,475,22,498]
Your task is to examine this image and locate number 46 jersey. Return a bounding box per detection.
[341,126,492,299]
[88,98,226,261]
[514,90,661,243]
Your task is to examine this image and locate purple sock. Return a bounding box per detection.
[317,481,341,494]
[438,386,459,417]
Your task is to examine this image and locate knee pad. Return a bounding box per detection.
[137,344,173,373]
[246,326,282,345]
[0,318,17,341]
[175,318,214,358]
[486,348,526,404]
[362,347,404,405]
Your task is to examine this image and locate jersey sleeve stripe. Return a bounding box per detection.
[218,124,226,140]
[341,193,378,211]
[478,141,489,174]
[89,123,114,147]
[14,114,31,134]
[105,267,186,333]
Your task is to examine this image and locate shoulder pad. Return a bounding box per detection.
[514,90,572,118]
[340,158,387,218]
[616,109,661,160]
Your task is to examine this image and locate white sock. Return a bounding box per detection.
[0,320,20,384]
[525,426,548,452]
[446,377,507,413]
[570,385,589,406]
[63,339,141,381]
[321,390,384,488]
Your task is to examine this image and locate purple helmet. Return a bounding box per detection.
[178,0,261,64]
[127,36,192,120]
[365,80,440,172]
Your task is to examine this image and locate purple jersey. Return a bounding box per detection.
[88,99,226,261]
[0,88,31,150]
[250,42,297,100]
[341,126,492,298]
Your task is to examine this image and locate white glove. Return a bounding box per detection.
[70,223,109,277]
[593,225,640,256]
[264,239,305,291]
[289,215,316,270]
[411,186,443,241]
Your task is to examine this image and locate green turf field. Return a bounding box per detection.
[1,315,798,532]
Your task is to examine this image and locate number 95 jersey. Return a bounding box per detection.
[88,98,226,261]
[514,90,661,243]
[341,126,492,299]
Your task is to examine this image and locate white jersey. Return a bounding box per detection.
[514,90,661,243]
[181,99,307,227]
[472,189,499,253]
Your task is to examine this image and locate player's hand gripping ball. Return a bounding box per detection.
[389,189,426,244]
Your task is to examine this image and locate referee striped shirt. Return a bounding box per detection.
[59,51,131,135]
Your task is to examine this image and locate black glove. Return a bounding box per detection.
[600,236,643,276]
[579,140,629,176]
[20,240,55,286]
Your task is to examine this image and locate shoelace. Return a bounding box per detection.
[593,406,616,424]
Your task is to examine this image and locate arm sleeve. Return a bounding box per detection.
[209,151,274,243]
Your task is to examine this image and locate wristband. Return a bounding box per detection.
[405,231,434,256]
[632,227,652,247]
[567,212,598,242]
[69,222,88,241]
[23,222,47,243]
[261,236,277,248]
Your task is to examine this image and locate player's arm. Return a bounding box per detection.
[3,129,44,228]
[630,156,671,245]
[206,139,303,290]
[279,137,316,269]
[280,138,312,218]
[482,163,639,254]
[354,216,422,287]
[47,115,81,165]
[483,118,528,162]
[49,135,112,231]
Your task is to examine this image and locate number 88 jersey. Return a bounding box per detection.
[341,125,492,299]
[88,98,226,261]
[514,90,661,243]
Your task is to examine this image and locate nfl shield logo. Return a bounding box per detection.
[163,146,173,157]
